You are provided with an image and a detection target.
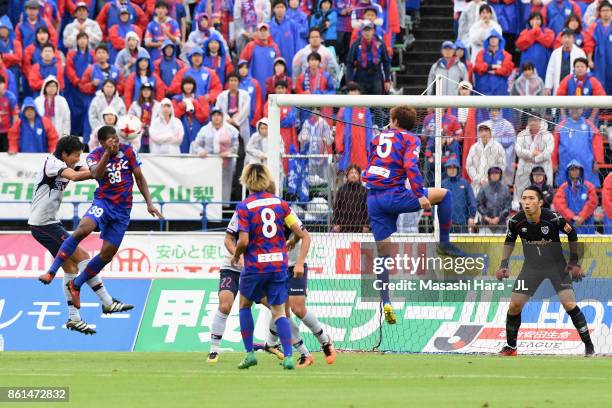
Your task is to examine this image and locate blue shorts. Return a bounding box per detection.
[83,199,131,247]
[219,269,240,297]
[288,264,308,297]
[367,186,428,241]
[30,223,69,256]
[239,272,288,305]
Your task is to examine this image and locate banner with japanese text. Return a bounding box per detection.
[0,278,150,351]
[0,153,222,221]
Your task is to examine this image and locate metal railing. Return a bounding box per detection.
[0,200,331,232]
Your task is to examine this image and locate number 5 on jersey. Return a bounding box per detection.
[376,133,393,158]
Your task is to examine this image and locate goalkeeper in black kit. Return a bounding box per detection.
[496,186,594,356]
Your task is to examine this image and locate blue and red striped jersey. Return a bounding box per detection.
[86,144,142,208]
[236,191,295,275]
[364,129,425,197]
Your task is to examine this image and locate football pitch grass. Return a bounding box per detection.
[1,352,611,407]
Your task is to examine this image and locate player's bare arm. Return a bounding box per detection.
[288,223,310,278]
[232,231,249,265]
[224,232,244,269]
[132,166,163,219]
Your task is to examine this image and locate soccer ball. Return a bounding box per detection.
[117,115,142,141]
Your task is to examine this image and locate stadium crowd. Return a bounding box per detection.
[0,0,610,233]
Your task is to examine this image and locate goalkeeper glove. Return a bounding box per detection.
[566,263,585,282]
[495,268,510,281]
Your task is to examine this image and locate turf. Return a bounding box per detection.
[0,352,610,408]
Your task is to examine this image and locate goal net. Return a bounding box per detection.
[267,92,612,354]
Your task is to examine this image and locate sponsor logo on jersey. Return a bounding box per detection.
[246,197,281,209]
[367,165,390,178]
[258,252,283,263]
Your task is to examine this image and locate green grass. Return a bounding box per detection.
[1,352,611,408]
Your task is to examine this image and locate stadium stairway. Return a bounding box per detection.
[397,0,455,95]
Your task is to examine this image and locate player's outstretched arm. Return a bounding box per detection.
[60,168,93,182]
[91,150,112,180]
[133,166,164,219]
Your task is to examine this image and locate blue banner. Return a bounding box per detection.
[0,278,151,351]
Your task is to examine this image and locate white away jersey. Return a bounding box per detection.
[221,212,241,272]
[28,155,70,226]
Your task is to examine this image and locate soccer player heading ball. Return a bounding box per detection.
[496,186,594,356]
[41,126,163,310]
[364,105,466,324]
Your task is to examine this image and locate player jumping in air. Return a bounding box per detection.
[364,106,465,324]
[32,136,133,334]
[40,126,163,309]
[231,164,310,370]
[496,186,594,356]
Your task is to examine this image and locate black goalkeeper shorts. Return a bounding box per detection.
[512,264,573,296]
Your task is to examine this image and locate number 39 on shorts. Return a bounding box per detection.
[87,205,104,218]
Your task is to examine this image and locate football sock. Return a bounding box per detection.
[73,255,109,289]
[274,316,293,357]
[267,316,280,345]
[379,257,391,305]
[62,272,80,321]
[437,190,452,243]
[48,236,80,275]
[210,310,229,353]
[82,261,112,307]
[506,312,522,348]
[300,310,330,345]
[239,308,254,352]
[568,306,593,346]
[288,318,310,356]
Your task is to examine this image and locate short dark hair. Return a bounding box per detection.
[54,136,84,158]
[274,79,288,89]
[0,75,6,84]
[479,4,492,14]
[76,31,89,41]
[307,52,321,62]
[226,72,240,82]
[36,26,50,35]
[521,62,535,72]
[95,42,109,53]
[346,163,362,175]
[528,11,543,24]
[181,75,196,91]
[346,81,361,93]
[97,125,117,143]
[523,185,544,201]
[390,106,417,131]
[155,0,169,9]
[598,0,611,11]
[573,57,589,67]
[41,43,55,52]
[308,27,322,38]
